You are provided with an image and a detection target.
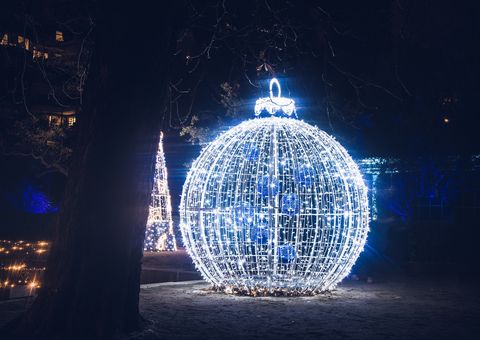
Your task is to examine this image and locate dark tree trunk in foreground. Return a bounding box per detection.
[7,2,180,338]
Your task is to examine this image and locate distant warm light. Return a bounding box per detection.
[67,116,76,127]
[32,49,49,61]
[443,117,449,124]
[0,240,48,290]
[0,33,8,45]
[29,281,39,289]
[6,264,27,271]
[55,31,64,42]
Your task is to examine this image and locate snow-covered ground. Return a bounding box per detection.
[1,277,478,339]
[127,279,479,340]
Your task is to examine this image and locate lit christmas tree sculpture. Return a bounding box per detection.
[144,132,177,252]
[180,79,369,294]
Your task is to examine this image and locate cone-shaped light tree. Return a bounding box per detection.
[144,132,177,252]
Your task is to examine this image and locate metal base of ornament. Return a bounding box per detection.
[211,283,335,297]
[204,273,344,296]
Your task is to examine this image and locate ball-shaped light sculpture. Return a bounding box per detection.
[180,79,369,295]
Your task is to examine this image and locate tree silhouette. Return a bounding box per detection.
[5,1,182,338]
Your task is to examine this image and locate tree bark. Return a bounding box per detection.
[6,1,180,338]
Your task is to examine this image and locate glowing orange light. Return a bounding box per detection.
[6,263,27,271]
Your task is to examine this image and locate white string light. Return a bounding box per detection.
[180,79,369,295]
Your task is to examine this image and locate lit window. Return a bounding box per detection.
[18,35,24,44]
[55,31,64,42]
[48,115,62,126]
[43,52,48,59]
[25,38,30,50]
[67,116,76,127]
[33,49,43,59]
[1,33,8,45]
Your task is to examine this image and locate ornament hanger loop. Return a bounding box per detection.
[269,78,281,99]
[254,78,296,117]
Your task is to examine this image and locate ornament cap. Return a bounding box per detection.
[254,78,296,117]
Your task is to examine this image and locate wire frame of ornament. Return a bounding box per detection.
[180,82,369,295]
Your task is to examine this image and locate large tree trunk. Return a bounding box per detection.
[7,2,180,338]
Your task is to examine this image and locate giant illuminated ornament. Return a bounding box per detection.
[144,132,177,252]
[180,79,369,294]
